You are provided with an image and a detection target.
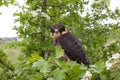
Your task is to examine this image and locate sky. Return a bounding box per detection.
[0,0,120,37]
[0,0,24,37]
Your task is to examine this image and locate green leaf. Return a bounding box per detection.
[32,58,52,74]
[15,66,23,76]
[50,68,66,80]
[90,60,106,74]
[55,47,64,58]
[25,52,41,65]
[47,77,54,80]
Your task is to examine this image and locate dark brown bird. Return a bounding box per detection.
[50,23,90,66]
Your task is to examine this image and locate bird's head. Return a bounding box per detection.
[50,23,68,40]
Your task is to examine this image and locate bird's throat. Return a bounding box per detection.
[50,30,68,40]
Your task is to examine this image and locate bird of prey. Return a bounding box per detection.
[50,23,90,66]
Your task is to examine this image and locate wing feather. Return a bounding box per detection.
[58,32,90,65]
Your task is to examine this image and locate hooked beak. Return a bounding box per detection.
[54,29,59,33]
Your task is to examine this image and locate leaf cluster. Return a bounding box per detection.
[1,0,120,79]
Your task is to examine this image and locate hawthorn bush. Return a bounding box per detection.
[0,0,120,80]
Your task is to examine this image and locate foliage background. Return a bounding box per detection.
[0,0,120,80]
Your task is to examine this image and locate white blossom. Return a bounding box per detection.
[104,39,117,47]
[112,53,120,59]
[81,71,92,80]
[106,61,112,70]
[105,53,120,70]
[41,12,50,20]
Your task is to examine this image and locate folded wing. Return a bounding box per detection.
[58,32,90,66]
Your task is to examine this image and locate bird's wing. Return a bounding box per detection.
[61,32,84,52]
[59,32,90,65]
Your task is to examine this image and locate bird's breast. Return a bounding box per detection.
[50,32,61,40]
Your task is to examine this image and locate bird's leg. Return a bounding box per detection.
[60,53,70,61]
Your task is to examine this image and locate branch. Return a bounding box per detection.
[49,61,62,69]
[0,60,14,72]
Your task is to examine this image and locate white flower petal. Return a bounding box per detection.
[112,53,120,59]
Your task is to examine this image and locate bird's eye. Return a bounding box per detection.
[50,29,55,33]
[59,27,65,32]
